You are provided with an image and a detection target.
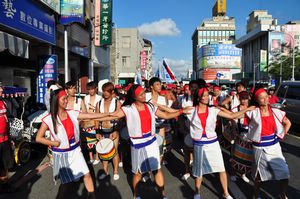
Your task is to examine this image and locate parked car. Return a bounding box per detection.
[275,81,300,130]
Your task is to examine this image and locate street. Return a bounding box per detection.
[1,133,299,199]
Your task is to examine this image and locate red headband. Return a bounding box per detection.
[183,85,189,90]
[134,86,143,97]
[254,88,266,99]
[198,87,208,97]
[213,86,220,91]
[58,90,67,99]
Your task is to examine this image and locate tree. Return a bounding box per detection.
[269,50,300,81]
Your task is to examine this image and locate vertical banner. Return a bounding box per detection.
[60,0,84,25]
[94,0,101,46]
[37,55,58,103]
[140,51,147,71]
[260,50,267,72]
[99,0,112,46]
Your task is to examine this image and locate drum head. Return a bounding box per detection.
[155,134,163,146]
[184,134,193,148]
[96,138,114,154]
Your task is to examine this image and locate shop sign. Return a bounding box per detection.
[37,55,58,103]
[0,0,56,45]
[99,0,112,46]
[60,0,84,25]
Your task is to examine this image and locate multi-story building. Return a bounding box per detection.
[110,28,144,85]
[192,0,238,81]
[235,10,283,83]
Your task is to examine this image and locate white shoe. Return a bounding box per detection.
[241,175,250,183]
[194,194,201,199]
[113,174,120,181]
[230,175,237,182]
[99,173,108,180]
[93,160,100,165]
[181,173,190,181]
[141,175,150,182]
[189,160,193,166]
[223,194,233,199]
[88,160,94,164]
[119,162,123,167]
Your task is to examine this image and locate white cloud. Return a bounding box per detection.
[138,18,181,37]
[153,58,192,79]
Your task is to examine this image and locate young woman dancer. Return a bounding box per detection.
[98,85,191,199]
[36,88,109,198]
[247,88,291,199]
[186,86,255,199]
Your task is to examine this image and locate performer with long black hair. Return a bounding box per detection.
[186,86,255,199]
[98,84,191,199]
[36,88,109,198]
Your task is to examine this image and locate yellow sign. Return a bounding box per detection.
[213,0,226,16]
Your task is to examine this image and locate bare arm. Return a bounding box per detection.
[218,106,255,120]
[283,117,291,134]
[155,107,192,120]
[81,99,87,113]
[221,96,232,106]
[36,123,60,147]
[78,112,110,120]
[156,104,178,113]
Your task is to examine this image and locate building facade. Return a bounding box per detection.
[110,28,144,85]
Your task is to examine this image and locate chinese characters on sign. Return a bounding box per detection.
[140,51,147,71]
[38,55,58,103]
[0,0,56,44]
[95,0,112,46]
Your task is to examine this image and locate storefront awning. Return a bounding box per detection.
[0,31,29,59]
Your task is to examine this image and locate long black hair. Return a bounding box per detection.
[50,88,64,134]
[122,84,154,109]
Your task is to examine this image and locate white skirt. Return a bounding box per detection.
[131,139,161,174]
[193,141,225,177]
[252,142,290,181]
[53,147,90,184]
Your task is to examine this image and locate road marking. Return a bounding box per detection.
[287,133,300,140]
[13,162,50,189]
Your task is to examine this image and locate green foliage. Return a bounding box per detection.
[269,51,300,81]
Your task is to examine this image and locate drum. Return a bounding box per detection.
[184,134,193,150]
[231,136,253,175]
[220,121,235,150]
[96,138,117,161]
[156,134,163,155]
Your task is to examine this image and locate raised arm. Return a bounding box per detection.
[77,112,110,120]
[156,103,178,113]
[218,106,255,120]
[36,123,60,147]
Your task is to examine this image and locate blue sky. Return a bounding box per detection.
[113,0,300,78]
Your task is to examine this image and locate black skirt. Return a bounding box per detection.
[0,140,14,170]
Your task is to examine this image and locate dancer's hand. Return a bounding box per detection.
[183,106,193,114]
[53,141,60,147]
[247,106,256,111]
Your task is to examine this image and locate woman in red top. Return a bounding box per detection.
[268,87,279,105]
[36,88,110,199]
[0,84,14,193]
[246,88,291,199]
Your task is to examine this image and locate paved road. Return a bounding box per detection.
[1,133,300,199]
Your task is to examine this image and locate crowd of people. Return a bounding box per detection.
[0,77,291,199]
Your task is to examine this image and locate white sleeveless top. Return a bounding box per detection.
[84,94,102,113]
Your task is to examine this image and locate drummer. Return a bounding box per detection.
[246,88,291,199]
[36,88,110,198]
[82,81,102,165]
[65,81,85,111]
[95,82,121,181]
[97,85,192,199]
[221,81,247,110]
[186,86,255,199]
[229,91,251,183]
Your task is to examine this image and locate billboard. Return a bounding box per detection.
[140,51,147,71]
[198,44,242,69]
[201,68,240,81]
[260,50,267,72]
[268,31,284,61]
[213,0,226,16]
[60,0,84,25]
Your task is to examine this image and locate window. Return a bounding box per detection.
[286,85,300,100]
[122,56,130,68]
[276,85,288,98]
[222,31,226,37]
[230,31,235,36]
[203,31,207,36]
[122,36,131,48]
[199,31,203,36]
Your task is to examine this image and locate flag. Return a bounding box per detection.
[162,59,176,81]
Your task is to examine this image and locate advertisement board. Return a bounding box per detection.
[260,50,267,72]
[37,55,58,103]
[60,0,84,25]
[140,51,147,71]
[198,44,242,69]
[0,0,56,45]
[268,31,284,61]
